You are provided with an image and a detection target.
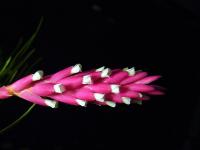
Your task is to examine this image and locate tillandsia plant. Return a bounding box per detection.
[0,65,164,108]
[0,18,164,134]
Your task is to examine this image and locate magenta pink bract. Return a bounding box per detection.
[0,65,164,108]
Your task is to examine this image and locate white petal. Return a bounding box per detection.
[122,97,131,105]
[105,101,116,108]
[94,93,105,102]
[123,67,129,71]
[76,99,87,107]
[32,70,44,81]
[71,64,82,74]
[110,84,120,94]
[53,84,66,93]
[101,68,111,78]
[44,99,58,108]
[96,66,105,72]
[125,67,135,76]
[82,75,92,84]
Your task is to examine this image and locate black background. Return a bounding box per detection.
[0,1,199,149]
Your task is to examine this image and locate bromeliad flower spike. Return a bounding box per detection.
[0,65,164,108]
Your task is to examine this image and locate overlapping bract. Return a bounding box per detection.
[0,65,164,108]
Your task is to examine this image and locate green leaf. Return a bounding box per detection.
[0,104,36,134]
[17,57,42,77]
[0,17,43,85]
[0,57,12,74]
[0,17,44,133]
[5,17,44,76]
[7,70,18,84]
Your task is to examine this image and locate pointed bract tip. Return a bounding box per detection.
[111,84,120,94]
[105,101,116,108]
[71,64,82,74]
[101,68,111,78]
[32,70,44,81]
[76,99,87,107]
[44,99,59,108]
[125,67,135,76]
[96,66,105,72]
[122,97,131,105]
[94,93,105,102]
[82,75,93,84]
[54,84,66,93]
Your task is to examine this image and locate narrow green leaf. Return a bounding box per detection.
[17,57,42,78]
[7,70,18,84]
[0,104,36,134]
[9,37,24,57]
[6,17,43,72]
[14,48,35,72]
[0,17,43,133]
[0,57,12,74]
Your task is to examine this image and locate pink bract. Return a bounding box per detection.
[0,65,164,108]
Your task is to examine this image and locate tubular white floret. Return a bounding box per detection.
[71,64,82,74]
[110,84,120,94]
[53,84,66,93]
[32,70,44,81]
[82,75,92,84]
[44,99,58,108]
[76,99,87,107]
[94,93,105,102]
[101,68,111,78]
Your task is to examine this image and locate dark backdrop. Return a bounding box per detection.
[0,1,199,150]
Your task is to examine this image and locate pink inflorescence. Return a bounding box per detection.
[0,65,164,108]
